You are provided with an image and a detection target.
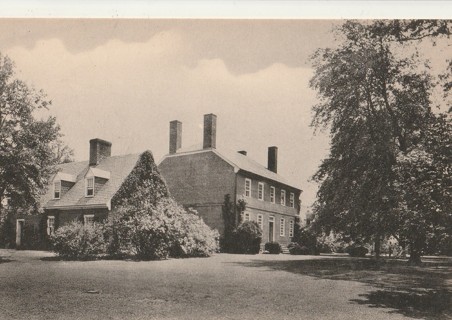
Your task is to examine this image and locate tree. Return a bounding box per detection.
[220,194,247,253]
[0,54,72,216]
[310,20,450,263]
[392,114,452,263]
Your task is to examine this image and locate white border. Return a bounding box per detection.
[0,1,450,19]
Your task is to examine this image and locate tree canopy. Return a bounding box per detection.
[310,20,451,263]
[0,54,72,215]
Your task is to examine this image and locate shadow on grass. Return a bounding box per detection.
[0,257,13,264]
[235,256,452,319]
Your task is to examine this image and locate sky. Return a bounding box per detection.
[0,19,449,214]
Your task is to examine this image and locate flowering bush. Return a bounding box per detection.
[105,198,219,260]
[171,207,219,257]
[51,221,106,259]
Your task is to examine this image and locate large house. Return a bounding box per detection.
[13,139,168,249]
[158,114,302,247]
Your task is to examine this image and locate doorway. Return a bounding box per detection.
[268,216,275,242]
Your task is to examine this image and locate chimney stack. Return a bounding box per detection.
[89,138,112,166]
[267,146,278,173]
[203,113,217,149]
[169,120,182,154]
[238,150,247,156]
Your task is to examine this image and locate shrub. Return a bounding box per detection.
[288,242,310,255]
[316,232,349,254]
[106,198,219,260]
[231,221,262,254]
[265,242,281,254]
[345,245,368,257]
[51,221,106,259]
[291,226,319,255]
[171,207,219,258]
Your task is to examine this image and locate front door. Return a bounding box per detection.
[268,217,274,242]
[16,219,25,248]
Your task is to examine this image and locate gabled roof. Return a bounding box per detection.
[42,153,141,210]
[160,144,301,191]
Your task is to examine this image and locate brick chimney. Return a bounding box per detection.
[203,113,217,149]
[267,146,278,173]
[89,138,112,166]
[169,120,182,154]
[238,150,247,156]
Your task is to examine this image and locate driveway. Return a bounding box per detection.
[0,249,450,320]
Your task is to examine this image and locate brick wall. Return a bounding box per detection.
[241,208,295,246]
[159,151,236,206]
[236,172,301,214]
[159,151,236,233]
[48,208,109,227]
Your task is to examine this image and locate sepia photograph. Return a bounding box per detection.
[0,3,451,319]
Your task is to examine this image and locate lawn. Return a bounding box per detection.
[0,249,450,320]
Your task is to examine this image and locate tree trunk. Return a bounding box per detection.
[408,244,422,265]
[374,235,381,260]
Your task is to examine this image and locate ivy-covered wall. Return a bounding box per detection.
[111,151,170,209]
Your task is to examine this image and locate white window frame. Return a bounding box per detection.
[281,190,286,206]
[280,218,285,237]
[289,220,294,238]
[47,216,55,236]
[84,214,95,225]
[245,178,252,197]
[53,181,61,199]
[257,214,263,230]
[243,211,250,222]
[258,182,264,201]
[270,186,275,204]
[290,193,295,208]
[85,177,94,197]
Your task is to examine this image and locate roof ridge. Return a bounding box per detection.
[58,152,143,167]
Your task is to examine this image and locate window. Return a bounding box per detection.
[257,214,263,230]
[243,212,250,222]
[289,220,294,238]
[86,177,94,197]
[270,186,275,204]
[84,214,95,225]
[54,181,61,199]
[290,193,295,208]
[281,190,286,206]
[258,182,264,201]
[280,218,285,237]
[47,216,55,236]
[245,178,251,197]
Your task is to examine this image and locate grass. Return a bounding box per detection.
[0,249,450,320]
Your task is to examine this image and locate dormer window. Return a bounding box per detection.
[84,167,110,198]
[52,172,76,199]
[86,177,94,197]
[54,181,61,199]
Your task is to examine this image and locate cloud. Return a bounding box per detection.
[6,30,328,210]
